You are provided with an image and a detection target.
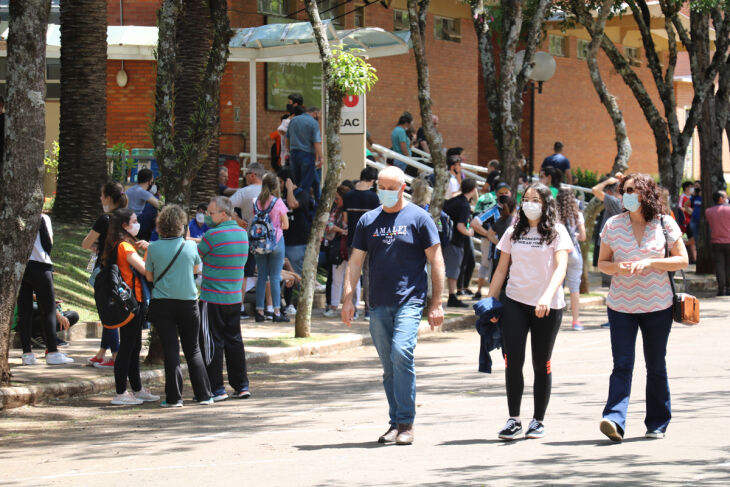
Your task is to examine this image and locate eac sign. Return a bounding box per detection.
[340,94,364,134]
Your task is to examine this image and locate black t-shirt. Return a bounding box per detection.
[283,187,312,246]
[342,188,380,247]
[443,194,472,246]
[91,214,110,265]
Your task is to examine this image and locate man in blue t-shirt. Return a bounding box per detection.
[390,112,413,172]
[342,166,445,446]
[541,141,573,184]
[287,106,323,202]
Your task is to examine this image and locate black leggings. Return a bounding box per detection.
[17,262,58,354]
[501,296,562,421]
[457,238,475,290]
[114,312,143,395]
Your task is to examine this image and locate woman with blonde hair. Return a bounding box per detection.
[556,188,586,330]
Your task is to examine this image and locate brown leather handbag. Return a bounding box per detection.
[661,217,700,325]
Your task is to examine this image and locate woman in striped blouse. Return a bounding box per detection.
[597,173,688,442]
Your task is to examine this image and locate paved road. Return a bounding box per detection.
[2,300,729,486]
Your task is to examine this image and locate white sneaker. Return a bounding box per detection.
[111,391,143,405]
[22,353,37,365]
[134,388,160,402]
[285,304,297,316]
[353,311,360,320]
[323,308,338,318]
[46,351,74,365]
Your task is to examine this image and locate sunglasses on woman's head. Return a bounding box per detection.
[620,187,635,195]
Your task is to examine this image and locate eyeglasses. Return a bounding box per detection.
[620,187,635,195]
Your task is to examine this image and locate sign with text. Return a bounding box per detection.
[340,94,365,134]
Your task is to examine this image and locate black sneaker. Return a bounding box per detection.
[264,310,274,321]
[525,419,544,439]
[56,337,69,347]
[240,310,250,319]
[446,296,468,308]
[273,313,289,323]
[30,336,46,349]
[473,292,482,300]
[254,312,266,322]
[498,418,523,440]
[600,418,623,442]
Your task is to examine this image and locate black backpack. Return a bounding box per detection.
[437,210,454,247]
[93,248,139,329]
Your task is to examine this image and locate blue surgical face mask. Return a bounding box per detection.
[377,188,400,208]
[623,193,641,212]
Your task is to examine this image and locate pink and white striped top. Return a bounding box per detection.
[600,212,681,313]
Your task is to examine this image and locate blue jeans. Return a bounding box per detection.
[255,237,285,310]
[291,149,317,202]
[285,244,307,277]
[604,306,673,434]
[369,302,423,425]
[101,327,120,353]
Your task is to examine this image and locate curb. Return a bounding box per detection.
[0,314,476,411]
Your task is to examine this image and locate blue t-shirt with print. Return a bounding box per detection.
[352,203,440,308]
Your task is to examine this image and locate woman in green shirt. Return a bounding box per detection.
[145,204,213,407]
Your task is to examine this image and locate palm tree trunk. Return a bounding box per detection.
[0,0,51,386]
[54,0,108,223]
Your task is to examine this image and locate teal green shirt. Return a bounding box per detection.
[391,125,411,156]
[197,220,249,305]
[146,238,201,301]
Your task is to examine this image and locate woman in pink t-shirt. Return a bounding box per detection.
[488,183,572,441]
[597,174,688,443]
[253,173,290,322]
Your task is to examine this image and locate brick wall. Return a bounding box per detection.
[106,60,156,148]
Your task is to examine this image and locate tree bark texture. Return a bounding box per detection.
[54,0,108,224]
[295,0,345,337]
[406,0,447,219]
[0,0,50,386]
[688,9,730,274]
[469,0,550,189]
[153,0,231,211]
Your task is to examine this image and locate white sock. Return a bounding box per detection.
[266,305,274,313]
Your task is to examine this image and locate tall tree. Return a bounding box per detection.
[469,0,551,189]
[584,1,730,206]
[406,0,447,218]
[153,0,231,210]
[566,0,632,292]
[295,2,377,337]
[0,0,51,386]
[54,0,108,223]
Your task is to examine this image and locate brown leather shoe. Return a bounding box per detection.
[378,425,398,443]
[395,423,414,445]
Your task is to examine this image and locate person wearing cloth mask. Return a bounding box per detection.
[597,174,688,442]
[187,203,209,243]
[103,208,159,405]
[82,182,128,368]
[341,165,445,445]
[487,183,572,441]
[125,168,159,215]
[146,205,213,407]
[443,178,478,308]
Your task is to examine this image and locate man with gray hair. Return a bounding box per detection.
[197,196,251,401]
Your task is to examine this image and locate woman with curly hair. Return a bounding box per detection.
[597,173,688,442]
[487,183,573,441]
[556,188,586,330]
[145,204,213,407]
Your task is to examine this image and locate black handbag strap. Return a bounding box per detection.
[154,239,185,284]
[660,216,687,294]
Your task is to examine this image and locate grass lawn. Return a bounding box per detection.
[245,334,337,348]
[51,223,99,322]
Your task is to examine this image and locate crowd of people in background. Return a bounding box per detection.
[15,96,729,445]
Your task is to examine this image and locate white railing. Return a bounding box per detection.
[404,146,486,183]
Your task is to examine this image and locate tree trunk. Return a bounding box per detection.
[149,0,230,363]
[295,0,346,337]
[0,0,50,386]
[469,0,549,189]
[54,0,108,224]
[406,0,446,218]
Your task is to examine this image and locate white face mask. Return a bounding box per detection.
[522,201,543,221]
[102,204,110,213]
[195,213,205,225]
[126,222,140,237]
[149,184,158,195]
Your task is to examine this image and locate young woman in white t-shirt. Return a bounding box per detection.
[487,183,573,441]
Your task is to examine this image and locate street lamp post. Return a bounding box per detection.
[516,51,556,180]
